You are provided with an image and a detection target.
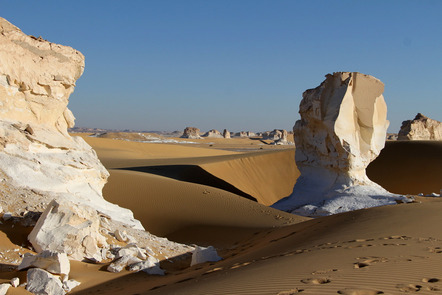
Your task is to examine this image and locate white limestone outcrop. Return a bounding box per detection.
[0,284,10,295]
[181,127,201,139]
[190,246,222,266]
[223,129,231,139]
[0,17,142,229]
[202,129,223,138]
[273,72,409,216]
[398,113,442,140]
[28,199,108,262]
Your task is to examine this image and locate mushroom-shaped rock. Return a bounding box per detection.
[28,199,108,262]
[272,72,409,216]
[0,17,142,230]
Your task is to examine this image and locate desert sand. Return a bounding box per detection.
[0,134,441,294]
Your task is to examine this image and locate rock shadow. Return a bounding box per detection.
[117,165,257,202]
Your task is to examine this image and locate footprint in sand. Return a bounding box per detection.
[300,277,330,285]
[277,288,304,294]
[311,268,338,275]
[422,278,440,283]
[337,288,384,295]
[354,256,388,268]
[396,283,422,292]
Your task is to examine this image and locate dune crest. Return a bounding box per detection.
[273,72,410,215]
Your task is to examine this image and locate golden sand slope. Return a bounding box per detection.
[368,140,442,195]
[73,200,442,295]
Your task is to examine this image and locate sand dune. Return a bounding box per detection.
[368,140,442,195]
[3,135,440,294]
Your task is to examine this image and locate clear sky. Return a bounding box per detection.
[2,0,441,132]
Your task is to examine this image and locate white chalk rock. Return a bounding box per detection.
[190,246,222,266]
[10,277,19,288]
[107,255,142,273]
[114,230,128,242]
[116,243,147,260]
[202,129,223,138]
[181,127,201,139]
[0,17,142,229]
[0,284,10,295]
[28,199,108,261]
[273,72,409,216]
[18,250,70,276]
[398,113,442,140]
[128,256,165,275]
[62,279,81,293]
[26,268,65,295]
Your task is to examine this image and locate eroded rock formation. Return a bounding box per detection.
[202,129,223,138]
[181,127,201,139]
[273,72,409,216]
[398,113,442,140]
[0,17,141,229]
[223,129,231,139]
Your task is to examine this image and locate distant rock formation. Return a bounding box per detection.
[0,17,141,229]
[262,129,289,144]
[273,72,409,216]
[398,113,442,140]
[181,127,201,139]
[202,129,223,138]
[223,129,231,139]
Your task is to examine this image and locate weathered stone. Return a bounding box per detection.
[114,230,128,242]
[107,255,142,273]
[181,127,201,139]
[223,129,231,139]
[398,113,442,140]
[10,277,19,287]
[190,246,222,266]
[0,284,10,295]
[26,268,65,295]
[202,129,223,138]
[273,72,409,216]
[128,256,165,275]
[0,17,142,229]
[115,243,147,260]
[28,199,108,261]
[62,279,81,293]
[18,250,70,277]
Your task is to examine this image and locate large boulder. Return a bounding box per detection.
[0,17,141,229]
[181,127,201,139]
[273,72,409,216]
[28,199,108,261]
[398,113,442,140]
[26,268,65,295]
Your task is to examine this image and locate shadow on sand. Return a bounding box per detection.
[117,165,257,202]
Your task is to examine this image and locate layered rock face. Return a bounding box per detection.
[0,17,141,229]
[273,72,409,216]
[398,113,442,140]
[181,127,201,139]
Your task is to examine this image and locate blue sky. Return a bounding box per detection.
[2,0,441,132]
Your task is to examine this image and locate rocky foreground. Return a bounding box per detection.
[0,17,222,294]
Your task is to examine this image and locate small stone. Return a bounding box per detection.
[114,230,128,242]
[2,212,12,221]
[18,250,70,277]
[62,279,81,292]
[10,277,19,287]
